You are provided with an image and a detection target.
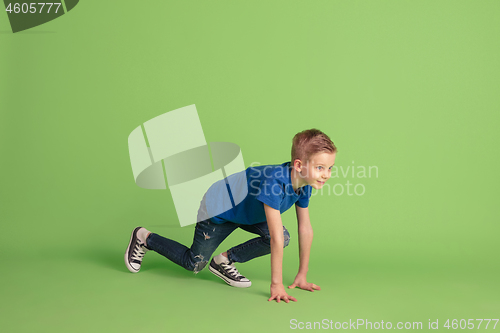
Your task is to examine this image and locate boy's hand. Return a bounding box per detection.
[288,275,321,292]
[269,283,298,303]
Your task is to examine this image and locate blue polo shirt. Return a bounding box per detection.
[204,162,312,225]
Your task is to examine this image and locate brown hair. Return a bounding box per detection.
[291,129,337,162]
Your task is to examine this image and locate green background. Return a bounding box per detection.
[1,0,499,332]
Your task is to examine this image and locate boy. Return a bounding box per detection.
[125,129,337,303]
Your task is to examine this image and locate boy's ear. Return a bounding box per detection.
[293,159,303,172]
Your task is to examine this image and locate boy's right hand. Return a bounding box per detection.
[268,283,298,303]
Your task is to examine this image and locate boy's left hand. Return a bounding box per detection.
[288,275,321,292]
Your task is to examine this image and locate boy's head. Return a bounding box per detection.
[291,129,337,189]
[291,129,337,163]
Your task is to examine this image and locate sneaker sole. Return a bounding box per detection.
[209,264,252,288]
[124,227,142,273]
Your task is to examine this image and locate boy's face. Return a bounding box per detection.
[295,152,336,189]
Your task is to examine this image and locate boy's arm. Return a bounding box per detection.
[288,205,321,292]
[264,203,297,303]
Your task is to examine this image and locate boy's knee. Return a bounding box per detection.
[262,227,290,248]
[283,228,290,248]
[193,260,208,273]
[191,253,208,274]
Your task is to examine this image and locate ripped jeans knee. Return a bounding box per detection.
[262,226,291,248]
[283,227,291,248]
[191,254,208,274]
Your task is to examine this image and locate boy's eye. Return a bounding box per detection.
[317,166,323,170]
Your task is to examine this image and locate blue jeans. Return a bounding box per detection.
[146,219,291,273]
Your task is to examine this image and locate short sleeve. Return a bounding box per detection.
[255,178,284,210]
[295,185,312,208]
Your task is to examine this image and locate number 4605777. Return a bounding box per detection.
[5,3,62,14]
[444,319,499,329]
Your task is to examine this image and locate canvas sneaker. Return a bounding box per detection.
[124,227,150,273]
[209,258,251,288]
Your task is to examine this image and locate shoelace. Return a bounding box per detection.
[220,262,244,278]
[131,242,147,261]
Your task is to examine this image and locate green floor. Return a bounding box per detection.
[4,222,499,332]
